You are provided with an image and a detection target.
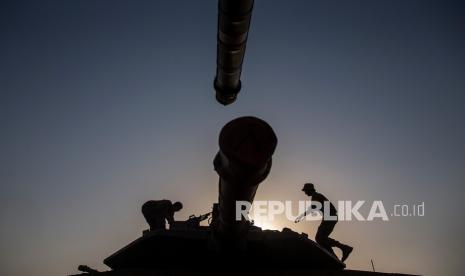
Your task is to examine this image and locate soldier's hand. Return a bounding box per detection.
[295,212,306,223]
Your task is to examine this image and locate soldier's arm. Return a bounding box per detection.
[295,196,317,223]
[294,211,308,223]
[166,210,175,225]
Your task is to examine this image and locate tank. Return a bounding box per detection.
[72,117,415,275]
[71,1,416,275]
[101,116,346,272]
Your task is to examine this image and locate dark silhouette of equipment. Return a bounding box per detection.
[296,183,353,263]
[192,212,212,224]
[77,265,99,274]
[214,0,254,105]
[171,212,212,230]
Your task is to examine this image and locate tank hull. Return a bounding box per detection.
[104,228,345,270]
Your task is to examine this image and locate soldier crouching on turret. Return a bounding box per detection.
[142,200,183,230]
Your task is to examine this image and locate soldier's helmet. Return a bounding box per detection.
[302,183,316,192]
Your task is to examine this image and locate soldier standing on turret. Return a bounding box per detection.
[142,200,183,230]
[295,183,353,263]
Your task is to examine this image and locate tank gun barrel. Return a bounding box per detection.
[212,116,277,249]
[214,0,254,105]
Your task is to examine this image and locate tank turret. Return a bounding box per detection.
[101,117,345,271]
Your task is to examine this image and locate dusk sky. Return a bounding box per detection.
[1,1,464,275]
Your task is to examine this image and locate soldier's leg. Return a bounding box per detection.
[328,238,353,262]
[315,221,338,256]
[316,221,353,262]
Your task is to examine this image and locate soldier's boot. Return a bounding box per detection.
[340,244,353,263]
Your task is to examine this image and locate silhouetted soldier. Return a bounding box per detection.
[142,200,183,230]
[295,183,353,263]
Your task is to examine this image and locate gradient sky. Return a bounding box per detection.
[1,1,464,275]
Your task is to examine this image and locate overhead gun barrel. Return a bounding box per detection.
[214,0,254,105]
